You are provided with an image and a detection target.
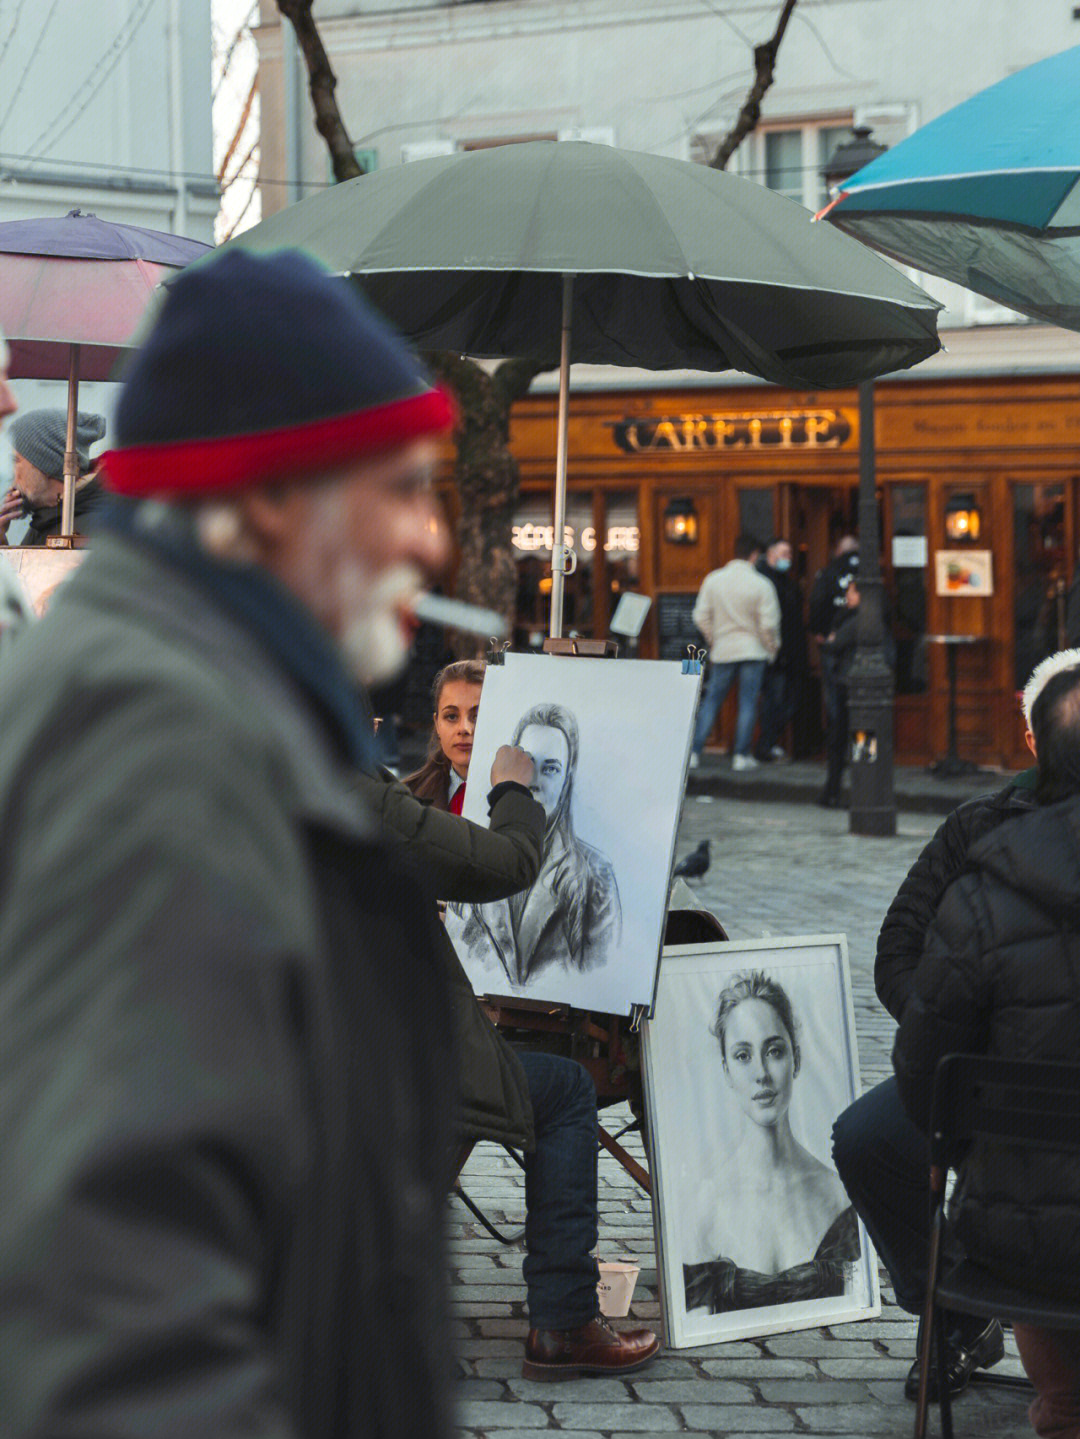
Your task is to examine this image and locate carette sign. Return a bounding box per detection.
[610,410,855,453]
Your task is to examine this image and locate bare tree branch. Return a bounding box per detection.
[276,0,364,180]
[710,0,798,171]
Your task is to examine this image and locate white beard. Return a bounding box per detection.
[337,560,422,688]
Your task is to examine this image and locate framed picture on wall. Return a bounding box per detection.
[935,549,993,596]
[642,937,879,1347]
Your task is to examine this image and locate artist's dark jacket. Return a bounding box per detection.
[22,473,108,545]
[0,533,455,1439]
[894,791,1080,1297]
[875,774,1038,1022]
[357,768,545,1151]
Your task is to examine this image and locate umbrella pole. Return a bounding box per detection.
[61,344,80,538]
[549,274,575,640]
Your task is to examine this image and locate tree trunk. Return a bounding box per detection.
[276,0,365,180]
[710,0,798,170]
[275,2,548,638]
[425,355,545,655]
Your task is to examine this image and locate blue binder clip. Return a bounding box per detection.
[682,645,705,676]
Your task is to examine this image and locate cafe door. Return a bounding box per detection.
[781,483,859,755]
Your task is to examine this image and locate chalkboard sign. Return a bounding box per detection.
[656,591,705,662]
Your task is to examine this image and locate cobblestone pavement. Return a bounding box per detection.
[452,791,1031,1438]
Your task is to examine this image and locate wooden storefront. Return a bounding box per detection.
[473,372,1080,769]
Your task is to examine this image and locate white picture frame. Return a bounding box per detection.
[642,936,880,1347]
[445,652,701,1015]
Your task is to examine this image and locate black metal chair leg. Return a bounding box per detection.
[452,1185,525,1246]
[937,1317,955,1439]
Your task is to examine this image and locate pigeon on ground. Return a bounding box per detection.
[673,839,710,880]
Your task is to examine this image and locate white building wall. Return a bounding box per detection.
[257,0,1080,331]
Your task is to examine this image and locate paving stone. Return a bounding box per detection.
[756,1379,871,1404]
[818,1357,914,1378]
[457,1399,551,1428]
[452,1303,515,1319]
[761,1335,876,1358]
[700,1358,816,1380]
[551,1402,677,1429]
[679,1406,796,1431]
[455,1379,509,1402]
[632,1378,754,1404]
[507,1377,631,1402]
[793,1402,901,1431]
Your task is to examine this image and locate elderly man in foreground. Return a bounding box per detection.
[0,249,460,1438]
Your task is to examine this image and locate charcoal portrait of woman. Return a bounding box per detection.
[456,702,621,985]
[682,970,860,1314]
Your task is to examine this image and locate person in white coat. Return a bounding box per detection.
[690,534,781,770]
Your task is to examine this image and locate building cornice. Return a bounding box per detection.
[277,0,798,53]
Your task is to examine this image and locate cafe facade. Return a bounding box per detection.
[473,348,1080,770]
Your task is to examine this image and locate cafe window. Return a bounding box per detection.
[1013,482,1068,689]
[737,487,775,548]
[511,489,641,646]
[747,118,853,211]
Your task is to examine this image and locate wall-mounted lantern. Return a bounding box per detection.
[663,495,699,545]
[945,492,982,543]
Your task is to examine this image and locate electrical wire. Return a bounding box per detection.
[27,0,158,161]
[0,0,63,137]
[0,0,29,75]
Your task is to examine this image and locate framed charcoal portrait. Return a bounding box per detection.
[445,652,701,1016]
[642,937,880,1347]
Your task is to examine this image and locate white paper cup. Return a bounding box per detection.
[596,1260,641,1317]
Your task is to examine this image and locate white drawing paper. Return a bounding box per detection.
[445,652,700,1015]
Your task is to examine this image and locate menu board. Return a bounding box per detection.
[656,591,705,662]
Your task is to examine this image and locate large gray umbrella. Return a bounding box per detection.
[228,141,940,633]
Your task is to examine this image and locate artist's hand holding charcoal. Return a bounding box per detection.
[491,743,535,789]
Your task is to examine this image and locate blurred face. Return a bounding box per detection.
[768,540,792,571]
[722,998,796,1127]
[254,438,449,687]
[13,453,60,511]
[435,679,482,779]
[519,722,569,820]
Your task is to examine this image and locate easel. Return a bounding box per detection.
[469,633,715,1199]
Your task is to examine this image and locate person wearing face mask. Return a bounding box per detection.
[755,536,807,763]
[683,971,860,1314]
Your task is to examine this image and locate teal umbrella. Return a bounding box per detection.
[822,45,1080,330]
[228,141,940,633]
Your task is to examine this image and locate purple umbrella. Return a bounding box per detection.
[0,209,211,536]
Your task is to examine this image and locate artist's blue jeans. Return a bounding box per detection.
[692,659,766,758]
[516,1050,600,1330]
[832,1076,990,1345]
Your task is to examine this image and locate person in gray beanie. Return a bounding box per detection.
[0,407,106,547]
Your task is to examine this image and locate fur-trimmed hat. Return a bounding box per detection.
[102,248,454,498]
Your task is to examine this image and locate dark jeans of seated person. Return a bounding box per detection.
[832,1076,1003,1396]
[516,1050,599,1328]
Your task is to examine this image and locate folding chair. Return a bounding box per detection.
[914,1053,1080,1439]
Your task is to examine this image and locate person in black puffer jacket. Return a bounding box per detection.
[893,661,1080,1439]
[834,676,1051,1402]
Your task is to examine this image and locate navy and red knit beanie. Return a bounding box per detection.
[102,248,454,498]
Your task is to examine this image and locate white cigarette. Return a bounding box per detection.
[413,592,508,639]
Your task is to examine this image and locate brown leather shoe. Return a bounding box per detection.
[522,1315,660,1380]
